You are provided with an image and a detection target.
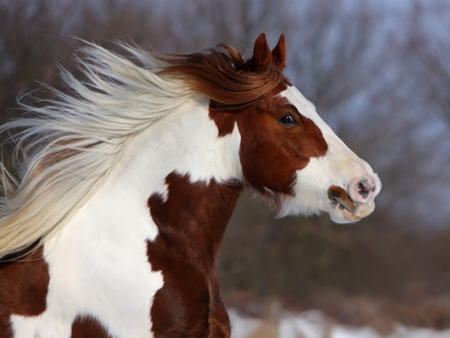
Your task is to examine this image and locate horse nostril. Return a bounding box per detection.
[357,180,370,199]
[348,175,379,205]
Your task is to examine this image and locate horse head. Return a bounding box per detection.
[211,33,381,224]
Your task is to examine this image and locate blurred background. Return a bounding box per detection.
[1,0,450,335]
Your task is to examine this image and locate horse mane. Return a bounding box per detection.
[0,41,285,259]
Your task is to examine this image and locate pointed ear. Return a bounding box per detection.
[271,34,287,70]
[249,33,271,71]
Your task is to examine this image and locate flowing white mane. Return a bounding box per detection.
[0,43,197,258]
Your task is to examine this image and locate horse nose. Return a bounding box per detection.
[348,175,380,205]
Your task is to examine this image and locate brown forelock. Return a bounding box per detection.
[233,82,328,202]
[0,246,49,338]
[71,315,113,338]
[156,43,285,112]
[147,172,243,338]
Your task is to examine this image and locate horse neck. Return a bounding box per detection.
[148,172,243,272]
[51,96,243,272]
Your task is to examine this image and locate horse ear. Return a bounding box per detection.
[249,33,271,71]
[271,34,286,70]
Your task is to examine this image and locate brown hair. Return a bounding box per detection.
[155,43,286,111]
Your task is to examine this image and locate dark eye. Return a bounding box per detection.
[278,114,299,126]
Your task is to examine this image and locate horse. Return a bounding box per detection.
[0,33,380,338]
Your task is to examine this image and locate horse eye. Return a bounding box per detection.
[279,114,298,126]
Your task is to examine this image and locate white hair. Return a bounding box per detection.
[0,43,196,258]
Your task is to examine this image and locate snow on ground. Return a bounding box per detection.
[229,309,450,338]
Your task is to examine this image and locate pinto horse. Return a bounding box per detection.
[0,34,380,338]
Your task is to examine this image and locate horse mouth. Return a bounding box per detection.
[327,185,375,223]
[328,185,357,213]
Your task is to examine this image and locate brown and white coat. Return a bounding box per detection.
[0,34,380,337]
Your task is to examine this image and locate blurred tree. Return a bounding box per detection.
[0,0,66,114]
[155,0,293,53]
[401,0,450,127]
[361,0,450,226]
[287,0,374,120]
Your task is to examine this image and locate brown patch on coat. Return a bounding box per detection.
[0,246,49,338]
[209,81,328,208]
[237,83,328,196]
[148,172,243,338]
[71,315,113,338]
[210,111,239,137]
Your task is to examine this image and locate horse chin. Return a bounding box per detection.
[328,202,376,224]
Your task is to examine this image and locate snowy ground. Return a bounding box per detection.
[229,309,450,338]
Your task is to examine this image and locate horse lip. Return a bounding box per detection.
[328,185,357,214]
[330,196,358,213]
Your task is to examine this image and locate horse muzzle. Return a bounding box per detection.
[327,175,381,224]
